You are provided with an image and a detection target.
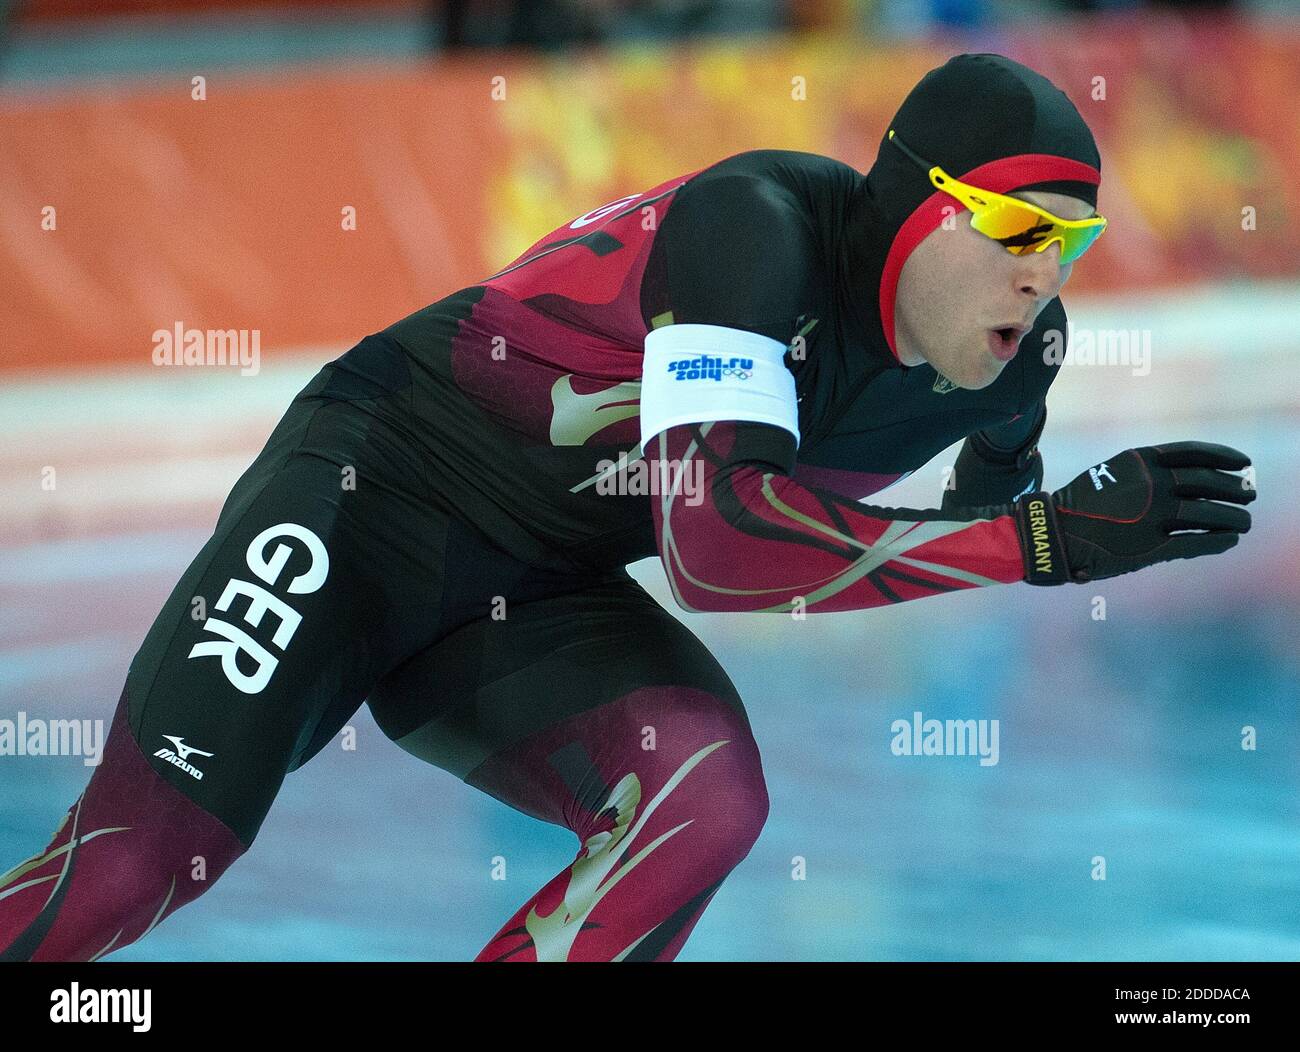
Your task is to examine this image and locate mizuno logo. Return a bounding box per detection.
[161,735,213,761]
[1027,498,1053,575]
[1089,462,1117,490]
[154,735,214,780]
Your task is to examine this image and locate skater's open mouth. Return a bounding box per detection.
[988,326,1027,361]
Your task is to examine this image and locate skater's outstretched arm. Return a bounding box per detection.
[647,418,1255,613]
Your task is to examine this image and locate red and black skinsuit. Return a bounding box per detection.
[1,54,1100,961]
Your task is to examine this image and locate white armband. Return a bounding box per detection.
[639,324,800,449]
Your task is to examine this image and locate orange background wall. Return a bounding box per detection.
[3,18,1297,373]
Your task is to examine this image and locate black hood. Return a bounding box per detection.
[840,52,1102,365]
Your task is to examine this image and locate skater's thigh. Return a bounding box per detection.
[367,571,760,822]
[125,389,448,846]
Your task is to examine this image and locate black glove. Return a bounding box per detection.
[942,406,1046,512]
[1011,441,1254,585]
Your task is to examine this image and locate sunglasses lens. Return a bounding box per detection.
[970,199,1104,263]
[1057,223,1105,264]
[969,200,1057,252]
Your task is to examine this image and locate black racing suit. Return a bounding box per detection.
[1,148,1061,963]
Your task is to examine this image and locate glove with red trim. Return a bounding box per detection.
[1012,441,1255,585]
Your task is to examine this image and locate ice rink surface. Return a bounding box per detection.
[2,286,1296,961]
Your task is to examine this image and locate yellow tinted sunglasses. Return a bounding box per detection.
[888,129,1107,264]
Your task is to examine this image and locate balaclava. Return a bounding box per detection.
[841,53,1102,367]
